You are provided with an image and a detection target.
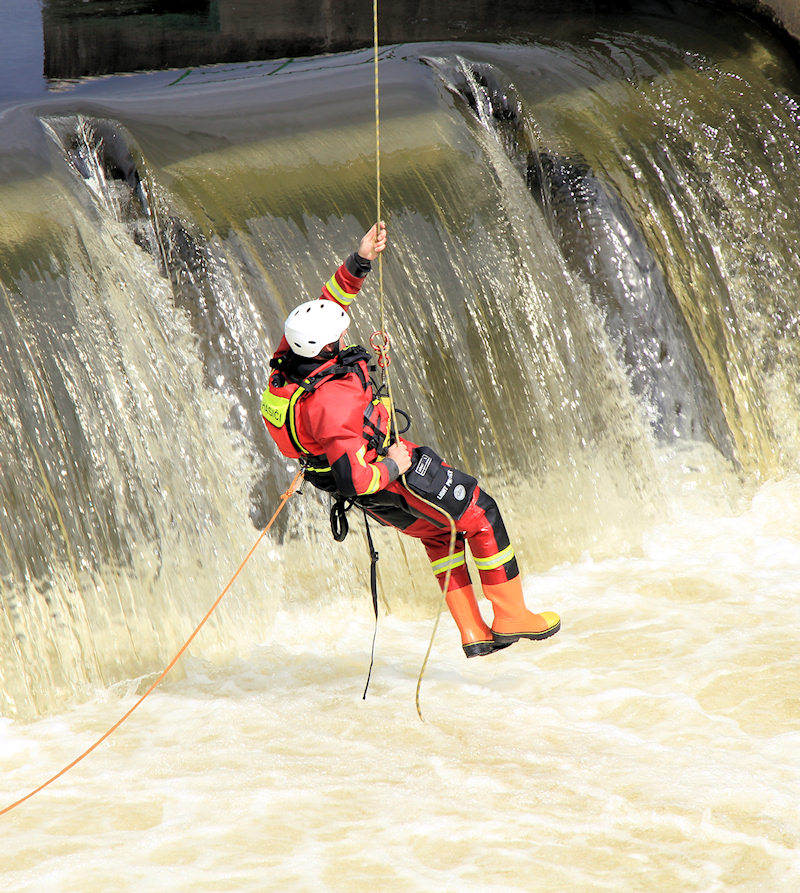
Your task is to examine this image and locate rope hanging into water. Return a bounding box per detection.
[370,0,456,722]
[0,469,305,818]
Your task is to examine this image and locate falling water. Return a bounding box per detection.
[2,3,800,889]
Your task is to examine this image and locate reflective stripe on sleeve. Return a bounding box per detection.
[325,274,357,307]
[361,464,382,495]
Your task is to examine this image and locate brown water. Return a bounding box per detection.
[1,4,800,889]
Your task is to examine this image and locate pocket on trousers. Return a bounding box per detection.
[404,446,477,521]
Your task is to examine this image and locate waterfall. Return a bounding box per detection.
[1,22,799,717]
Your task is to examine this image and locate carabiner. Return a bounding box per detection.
[370,330,391,369]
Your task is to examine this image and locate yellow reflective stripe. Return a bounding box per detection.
[287,388,311,454]
[361,464,382,495]
[430,550,466,575]
[473,545,515,571]
[304,464,332,473]
[325,274,356,306]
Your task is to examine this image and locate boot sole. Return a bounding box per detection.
[463,640,514,658]
[492,618,561,645]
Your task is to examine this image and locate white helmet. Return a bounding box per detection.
[284,300,349,358]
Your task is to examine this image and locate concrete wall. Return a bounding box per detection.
[40,0,798,81]
[750,0,800,41]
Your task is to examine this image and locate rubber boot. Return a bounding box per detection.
[445,585,512,658]
[483,577,561,646]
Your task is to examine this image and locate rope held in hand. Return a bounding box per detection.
[0,469,305,818]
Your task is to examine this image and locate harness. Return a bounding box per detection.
[261,345,396,489]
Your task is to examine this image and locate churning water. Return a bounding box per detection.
[2,3,800,889]
[3,474,800,890]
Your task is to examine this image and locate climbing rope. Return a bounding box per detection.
[373,0,383,325]
[0,468,305,817]
[370,0,456,722]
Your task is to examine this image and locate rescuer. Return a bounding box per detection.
[261,223,560,657]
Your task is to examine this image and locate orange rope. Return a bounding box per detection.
[0,468,304,817]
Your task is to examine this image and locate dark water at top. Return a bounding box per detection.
[5,1,789,104]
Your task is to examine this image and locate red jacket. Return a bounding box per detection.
[263,255,402,496]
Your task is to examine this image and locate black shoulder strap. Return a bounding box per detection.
[293,346,373,393]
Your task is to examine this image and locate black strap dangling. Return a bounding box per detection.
[329,497,381,698]
[362,509,380,699]
[330,496,351,542]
